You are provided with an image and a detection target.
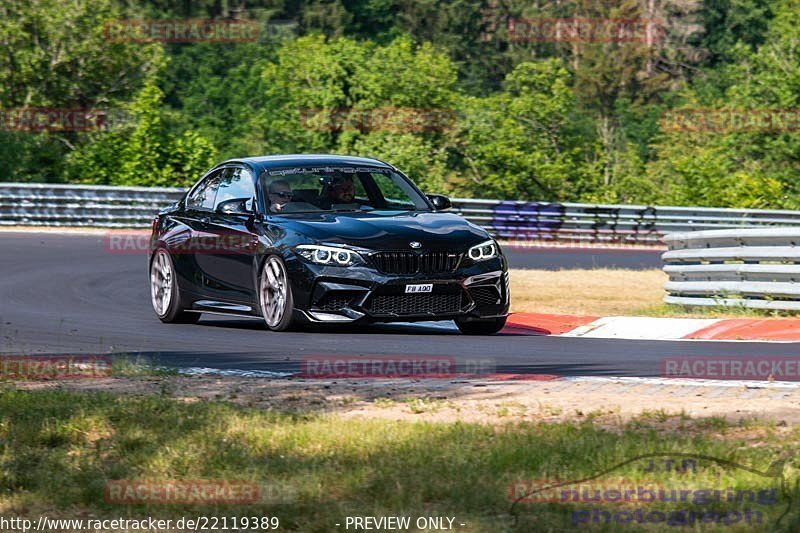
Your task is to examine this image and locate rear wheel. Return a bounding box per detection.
[455,316,507,335]
[259,255,296,331]
[150,248,201,324]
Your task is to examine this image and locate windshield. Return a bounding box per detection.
[261,165,431,214]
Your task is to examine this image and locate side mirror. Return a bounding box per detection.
[216,198,253,215]
[426,194,452,211]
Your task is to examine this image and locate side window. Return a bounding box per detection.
[186,169,224,210]
[214,167,256,211]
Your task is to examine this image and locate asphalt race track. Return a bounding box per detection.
[1,231,796,378]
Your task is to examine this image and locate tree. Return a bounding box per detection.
[648,0,800,208]
[447,59,597,200]
[234,34,458,191]
[0,0,163,181]
[697,0,774,65]
[65,78,217,187]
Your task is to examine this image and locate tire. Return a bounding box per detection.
[150,248,201,324]
[455,316,507,335]
[258,255,296,332]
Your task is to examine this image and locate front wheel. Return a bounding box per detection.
[259,255,296,332]
[455,316,507,335]
[150,248,201,324]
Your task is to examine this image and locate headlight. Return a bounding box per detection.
[296,245,364,266]
[467,239,498,262]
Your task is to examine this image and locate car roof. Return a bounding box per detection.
[224,154,395,171]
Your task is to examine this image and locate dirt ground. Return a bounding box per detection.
[8,375,800,428]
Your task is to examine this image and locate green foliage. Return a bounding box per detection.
[698,0,774,64]
[0,0,163,182]
[0,0,162,108]
[649,0,800,209]
[65,79,216,187]
[349,132,451,192]
[4,0,800,209]
[0,132,67,183]
[448,59,597,200]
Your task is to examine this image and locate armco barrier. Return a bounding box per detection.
[0,183,184,228]
[2,183,800,243]
[457,199,800,244]
[662,228,800,311]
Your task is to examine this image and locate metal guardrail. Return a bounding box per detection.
[453,199,800,244]
[3,183,800,244]
[662,228,800,311]
[0,183,185,228]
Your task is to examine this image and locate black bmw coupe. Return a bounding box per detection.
[148,155,509,334]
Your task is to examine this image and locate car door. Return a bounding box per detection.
[178,168,225,297]
[198,165,260,306]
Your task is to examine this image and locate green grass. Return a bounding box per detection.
[404,397,449,414]
[110,356,178,377]
[0,388,798,531]
[0,354,176,381]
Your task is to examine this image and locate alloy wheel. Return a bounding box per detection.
[150,249,173,316]
[260,256,288,327]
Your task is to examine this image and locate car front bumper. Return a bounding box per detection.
[285,254,510,323]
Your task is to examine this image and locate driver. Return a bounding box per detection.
[268,180,293,212]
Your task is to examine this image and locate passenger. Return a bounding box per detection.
[319,174,362,211]
[329,175,356,205]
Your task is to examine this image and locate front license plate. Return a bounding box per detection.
[405,283,433,294]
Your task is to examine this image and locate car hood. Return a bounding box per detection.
[273,211,490,251]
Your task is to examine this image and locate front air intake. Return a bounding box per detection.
[370,251,461,274]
